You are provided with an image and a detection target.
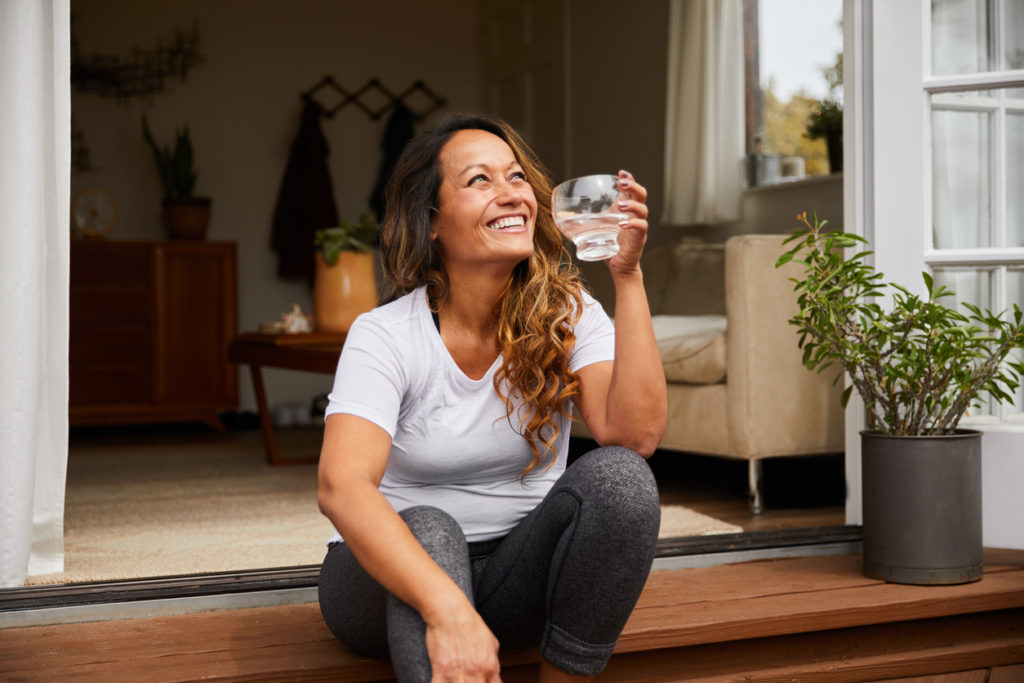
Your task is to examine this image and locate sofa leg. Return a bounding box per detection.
[749,459,764,515]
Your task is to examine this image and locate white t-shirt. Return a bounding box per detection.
[325,285,615,543]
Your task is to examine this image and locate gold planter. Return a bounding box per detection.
[313,251,377,333]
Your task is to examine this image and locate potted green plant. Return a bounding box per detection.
[777,211,1024,585]
[312,211,379,333]
[142,114,211,240]
[805,98,843,174]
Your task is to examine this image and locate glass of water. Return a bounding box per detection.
[551,174,628,261]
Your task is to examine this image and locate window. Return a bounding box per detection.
[926,0,1024,422]
[744,0,844,184]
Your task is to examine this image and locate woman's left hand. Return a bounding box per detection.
[606,170,649,278]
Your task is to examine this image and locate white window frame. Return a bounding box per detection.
[846,0,1024,548]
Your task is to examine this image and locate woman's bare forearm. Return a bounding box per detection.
[604,268,667,455]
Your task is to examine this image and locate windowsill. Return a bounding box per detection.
[744,172,843,196]
[958,414,1024,432]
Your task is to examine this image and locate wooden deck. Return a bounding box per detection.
[3,551,1023,682]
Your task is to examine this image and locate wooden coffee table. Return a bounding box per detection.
[228,332,346,465]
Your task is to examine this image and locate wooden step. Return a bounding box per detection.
[3,551,1023,682]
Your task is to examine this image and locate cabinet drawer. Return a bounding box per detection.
[71,244,151,285]
[70,287,152,325]
[69,328,152,366]
[69,366,153,405]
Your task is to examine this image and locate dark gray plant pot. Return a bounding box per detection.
[861,430,983,585]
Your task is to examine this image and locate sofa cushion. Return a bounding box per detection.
[652,315,727,384]
[652,242,726,316]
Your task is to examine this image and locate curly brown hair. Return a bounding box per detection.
[378,113,585,477]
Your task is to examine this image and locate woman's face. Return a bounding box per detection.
[431,129,537,271]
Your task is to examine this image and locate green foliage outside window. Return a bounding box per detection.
[761,85,830,176]
[759,52,842,178]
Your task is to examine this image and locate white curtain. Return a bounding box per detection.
[663,0,745,225]
[0,0,71,587]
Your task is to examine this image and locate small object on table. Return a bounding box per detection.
[282,303,314,333]
[258,304,315,335]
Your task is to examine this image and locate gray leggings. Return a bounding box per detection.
[317,446,660,679]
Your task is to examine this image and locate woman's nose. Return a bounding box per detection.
[495,179,524,204]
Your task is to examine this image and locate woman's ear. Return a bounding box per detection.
[429,209,440,240]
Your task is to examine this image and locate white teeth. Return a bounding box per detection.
[488,216,525,230]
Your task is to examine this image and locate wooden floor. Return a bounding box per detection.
[645,446,846,532]
[4,550,1023,682]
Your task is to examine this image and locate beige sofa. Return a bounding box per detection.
[574,234,845,513]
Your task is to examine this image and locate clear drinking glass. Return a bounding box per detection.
[551,174,628,261]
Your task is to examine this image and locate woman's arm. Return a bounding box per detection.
[573,171,667,457]
[318,413,500,681]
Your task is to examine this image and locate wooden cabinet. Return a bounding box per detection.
[70,241,238,428]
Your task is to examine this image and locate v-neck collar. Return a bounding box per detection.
[421,290,501,385]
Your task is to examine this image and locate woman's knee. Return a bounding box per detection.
[399,504,463,540]
[398,505,470,572]
[566,446,660,534]
[571,446,658,498]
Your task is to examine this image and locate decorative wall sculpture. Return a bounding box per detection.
[70,20,204,101]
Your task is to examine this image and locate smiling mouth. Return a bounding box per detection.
[487,216,527,230]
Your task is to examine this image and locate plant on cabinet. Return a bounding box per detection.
[142,114,212,240]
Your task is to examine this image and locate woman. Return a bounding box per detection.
[317,113,667,682]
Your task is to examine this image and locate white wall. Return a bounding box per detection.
[565,0,669,235]
[70,0,482,412]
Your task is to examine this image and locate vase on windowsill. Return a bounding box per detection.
[777,211,1024,585]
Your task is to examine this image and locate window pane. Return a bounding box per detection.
[1008,112,1024,246]
[754,0,843,179]
[932,0,991,75]
[932,109,991,248]
[932,267,994,311]
[933,267,996,417]
[1005,0,1024,70]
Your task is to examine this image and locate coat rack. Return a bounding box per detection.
[301,76,446,121]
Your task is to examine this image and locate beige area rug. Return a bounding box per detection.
[27,429,334,586]
[28,430,739,585]
[658,505,742,538]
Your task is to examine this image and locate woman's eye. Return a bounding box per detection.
[468,174,488,185]
[510,171,527,182]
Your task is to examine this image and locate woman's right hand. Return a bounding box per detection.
[424,598,502,682]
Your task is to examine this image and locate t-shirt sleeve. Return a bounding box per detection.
[570,291,615,372]
[324,313,405,437]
